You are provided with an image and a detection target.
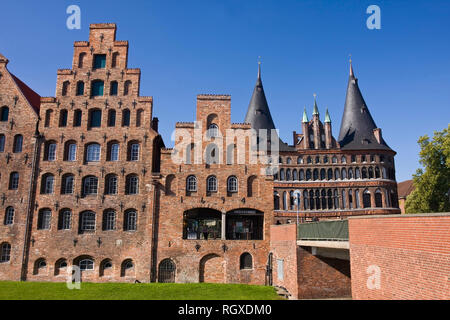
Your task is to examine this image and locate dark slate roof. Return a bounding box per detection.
[245,64,293,152]
[338,64,392,151]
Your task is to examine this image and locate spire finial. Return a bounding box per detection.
[313,94,319,116]
[325,108,331,123]
[302,106,309,123]
[349,54,354,77]
[257,56,262,79]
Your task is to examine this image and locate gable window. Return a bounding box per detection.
[124,210,137,231]
[124,81,131,96]
[136,109,143,127]
[111,52,119,68]
[110,81,118,96]
[13,135,23,153]
[122,109,130,127]
[0,135,5,152]
[93,54,106,69]
[59,109,68,127]
[73,110,82,127]
[83,176,98,196]
[79,212,96,233]
[76,81,85,96]
[45,110,53,127]
[58,210,72,230]
[9,172,19,190]
[86,144,101,162]
[38,209,52,230]
[62,81,70,96]
[78,52,86,68]
[0,106,9,122]
[91,80,104,97]
[88,109,102,128]
[108,109,116,127]
[4,207,14,226]
[103,210,116,231]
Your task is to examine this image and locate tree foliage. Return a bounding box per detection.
[405,124,450,213]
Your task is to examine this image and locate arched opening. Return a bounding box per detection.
[33,258,47,275]
[54,259,67,276]
[158,259,176,283]
[199,254,224,283]
[363,190,371,208]
[120,259,135,277]
[240,253,253,270]
[100,259,113,277]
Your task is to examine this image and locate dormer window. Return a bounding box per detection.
[93,54,106,69]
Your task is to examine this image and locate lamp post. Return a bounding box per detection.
[293,190,301,225]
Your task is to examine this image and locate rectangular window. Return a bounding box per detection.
[74,110,82,127]
[93,54,106,69]
[89,110,102,128]
[48,144,57,161]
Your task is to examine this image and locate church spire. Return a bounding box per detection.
[338,62,392,150]
[302,107,309,123]
[312,94,319,116]
[325,108,331,123]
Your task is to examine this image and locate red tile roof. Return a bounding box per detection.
[10,74,40,114]
[397,180,415,199]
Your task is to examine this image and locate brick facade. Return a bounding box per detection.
[349,213,450,300]
[0,22,402,287]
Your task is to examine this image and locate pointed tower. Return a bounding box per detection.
[312,95,321,149]
[324,108,333,149]
[245,63,292,151]
[338,62,392,150]
[301,107,310,149]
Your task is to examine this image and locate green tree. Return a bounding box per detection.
[405,124,450,213]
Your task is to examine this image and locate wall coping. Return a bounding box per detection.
[348,212,450,219]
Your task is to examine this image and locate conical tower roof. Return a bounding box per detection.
[338,63,392,151]
[245,63,293,151]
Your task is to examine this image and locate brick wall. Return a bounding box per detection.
[349,213,450,300]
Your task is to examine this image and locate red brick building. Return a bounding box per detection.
[0,23,400,285]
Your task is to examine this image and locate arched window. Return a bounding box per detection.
[283,192,287,210]
[103,210,116,231]
[341,168,347,180]
[108,109,116,127]
[136,109,143,127]
[79,259,94,271]
[37,209,52,230]
[227,176,238,193]
[306,169,311,181]
[324,156,329,164]
[240,253,253,270]
[59,109,69,127]
[355,190,360,208]
[124,81,132,96]
[79,211,96,233]
[303,190,309,210]
[121,259,135,277]
[334,190,339,209]
[88,109,102,128]
[110,81,118,96]
[112,52,119,68]
[307,156,312,164]
[122,109,131,127]
[125,175,139,195]
[64,141,77,161]
[362,168,368,179]
[348,168,354,179]
[128,142,140,161]
[91,80,104,97]
[108,142,120,161]
[0,243,11,263]
[207,176,217,193]
[274,192,280,210]
[286,169,291,181]
[73,109,82,127]
[315,156,320,164]
[279,169,285,181]
[327,168,333,180]
[375,189,383,208]
[78,52,86,68]
[41,174,55,194]
[375,167,381,179]
[342,190,347,209]
[290,191,295,210]
[61,174,74,194]
[349,190,353,209]
[82,176,98,196]
[34,258,47,275]
[158,259,176,283]
[320,169,326,180]
[369,167,374,179]
[355,167,361,179]
[9,172,19,190]
[55,259,68,276]
[207,124,219,138]
[315,190,321,210]
[62,81,70,96]
[363,190,371,208]
[13,135,23,153]
[124,210,137,231]
[166,175,176,196]
[105,174,118,195]
[45,109,53,127]
[332,156,338,164]
[341,156,347,164]
[44,141,57,161]
[327,189,333,209]
[309,190,315,210]
[4,207,14,225]
[186,176,197,192]
[293,169,298,181]
[286,157,292,164]
[313,169,319,181]
[86,143,101,162]
[0,106,9,122]
[0,135,5,152]
[58,209,72,230]
[76,81,84,96]
[321,190,327,210]
[297,157,303,164]
[299,169,305,181]
[382,167,387,179]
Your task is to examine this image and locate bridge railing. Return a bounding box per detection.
[297,220,349,241]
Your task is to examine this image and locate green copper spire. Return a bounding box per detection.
[313,94,319,116]
[325,108,331,123]
[302,107,308,123]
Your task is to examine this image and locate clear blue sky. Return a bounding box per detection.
[1,0,449,182]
